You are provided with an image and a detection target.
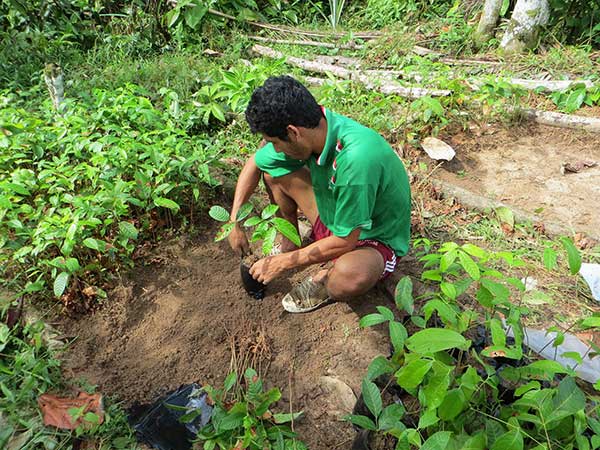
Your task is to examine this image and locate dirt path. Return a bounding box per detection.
[61,231,394,449]
[437,124,600,237]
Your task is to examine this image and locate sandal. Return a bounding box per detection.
[281,276,331,313]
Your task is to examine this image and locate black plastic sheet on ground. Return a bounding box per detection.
[133,384,212,450]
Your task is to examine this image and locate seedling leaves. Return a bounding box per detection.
[406,329,469,354]
[209,205,230,222]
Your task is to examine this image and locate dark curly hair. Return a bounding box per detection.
[245,76,323,141]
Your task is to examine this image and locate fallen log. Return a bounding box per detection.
[521,109,600,133]
[252,44,451,99]
[470,77,595,92]
[511,78,594,91]
[247,35,363,50]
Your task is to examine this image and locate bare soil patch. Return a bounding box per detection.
[60,229,395,449]
[437,123,600,237]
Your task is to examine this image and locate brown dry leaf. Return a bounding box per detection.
[574,232,595,250]
[81,286,97,298]
[38,392,104,430]
[500,223,514,235]
[560,160,597,174]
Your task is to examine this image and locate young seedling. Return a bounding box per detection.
[209,203,302,299]
[209,203,301,257]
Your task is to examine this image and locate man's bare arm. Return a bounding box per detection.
[249,229,361,283]
[228,155,262,256]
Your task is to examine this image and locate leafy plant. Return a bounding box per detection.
[209,203,301,256]
[349,239,600,449]
[191,368,306,449]
[0,84,221,305]
[0,298,137,449]
[550,84,600,113]
[327,0,347,29]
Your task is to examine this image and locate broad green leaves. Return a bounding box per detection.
[559,237,581,275]
[53,272,69,297]
[209,205,230,222]
[405,329,469,354]
[154,197,180,212]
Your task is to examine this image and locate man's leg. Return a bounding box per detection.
[318,247,385,299]
[263,168,318,251]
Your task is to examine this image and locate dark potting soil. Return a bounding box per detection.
[60,230,393,449]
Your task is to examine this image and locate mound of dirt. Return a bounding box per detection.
[61,230,393,449]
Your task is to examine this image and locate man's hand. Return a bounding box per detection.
[228,224,250,257]
[249,255,289,284]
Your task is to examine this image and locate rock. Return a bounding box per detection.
[421,137,456,161]
[319,376,357,418]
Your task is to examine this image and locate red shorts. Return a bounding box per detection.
[310,217,397,280]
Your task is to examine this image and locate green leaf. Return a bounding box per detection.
[551,377,585,417]
[418,408,439,429]
[582,317,600,328]
[261,204,279,219]
[219,411,245,431]
[119,221,138,240]
[215,222,235,241]
[423,362,451,409]
[560,237,581,275]
[273,412,303,424]
[379,404,405,430]
[490,430,523,450]
[65,258,80,273]
[244,216,262,227]
[462,432,486,450]
[440,250,457,272]
[184,3,207,28]
[209,205,230,222]
[236,203,253,221]
[461,243,487,259]
[83,412,100,424]
[179,408,201,424]
[480,279,509,303]
[406,329,469,354]
[515,381,540,397]
[440,282,457,300]
[83,238,105,252]
[495,206,514,229]
[154,197,180,212]
[421,431,452,450]
[396,358,433,390]
[367,356,395,381]
[458,251,480,280]
[523,291,553,306]
[489,318,506,347]
[53,272,69,297]
[359,313,387,328]
[262,227,277,255]
[272,217,301,247]
[210,104,226,122]
[376,306,394,321]
[361,379,382,419]
[543,247,558,270]
[389,321,407,352]
[395,276,414,314]
[344,414,377,431]
[438,388,467,421]
[224,372,237,392]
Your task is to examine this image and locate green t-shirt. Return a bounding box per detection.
[254,108,411,256]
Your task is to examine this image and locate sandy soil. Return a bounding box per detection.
[436,123,600,237]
